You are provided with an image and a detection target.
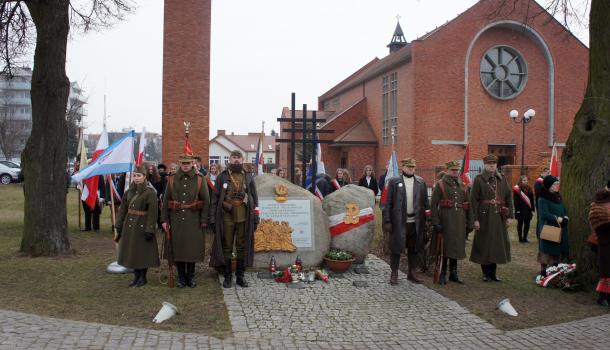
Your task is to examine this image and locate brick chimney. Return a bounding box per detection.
[217,129,226,136]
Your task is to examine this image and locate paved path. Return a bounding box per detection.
[1,256,609,349]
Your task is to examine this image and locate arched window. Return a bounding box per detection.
[480,46,527,100]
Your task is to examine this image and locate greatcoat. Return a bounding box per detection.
[161,168,210,262]
[469,170,513,265]
[382,175,429,255]
[116,182,160,269]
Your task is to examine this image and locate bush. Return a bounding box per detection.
[325,248,353,261]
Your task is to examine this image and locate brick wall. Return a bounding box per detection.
[162,0,211,163]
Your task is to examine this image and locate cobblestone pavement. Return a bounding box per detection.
[1,255,609,349]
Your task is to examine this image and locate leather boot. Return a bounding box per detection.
[390,270,398,285]
[177,262,187,288]
[186,263,197,288]
[236,259,249,287]
[439,258,448,285]
[481,264,490,282]
[597,292,609,306]
[129,269,140,287]
[135,268,147,287]
[407,250,421,284]
[490,264,501,282]
[448,259,464,284]
[223,258,233,288]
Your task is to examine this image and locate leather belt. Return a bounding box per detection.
[168,200,203,210]
[440,199,470,210]
[479,199,504,206]
[127,209,147,216]
[229,199,245,206]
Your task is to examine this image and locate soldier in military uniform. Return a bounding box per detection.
[161,154,210,288]
[430,160,473,285]
[383,158,430,285]
[469,154,513,282]
[115,164,160,287]
[209,150,259,288]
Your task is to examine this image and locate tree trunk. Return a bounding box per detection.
[561,0,610,287]
[20,1,72,256]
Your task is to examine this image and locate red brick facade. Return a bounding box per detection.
[162,0,211,163]
[282,0,588,185]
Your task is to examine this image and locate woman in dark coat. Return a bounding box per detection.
[588,181,610,307]
[115,165,160,287]
[358,165,378,195]
[513,175,535,243]
[536,175,569,276]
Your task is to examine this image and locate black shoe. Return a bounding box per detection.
[597,297,609,307]
[135,269,147,287]
[129,270,140,287]
[235,259,249,287]
[176,262,186,288]
[449,271,464,284]
[490,275,502,282]
[186,263,197,288]
[439,273,447,285]
[223,274,233,288]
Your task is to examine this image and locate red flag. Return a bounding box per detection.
[81,129,108,209]
[459,144,471,186]
[549,143,559,177]
[136,128,146,165]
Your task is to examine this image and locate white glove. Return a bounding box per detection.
[557,217,563,224]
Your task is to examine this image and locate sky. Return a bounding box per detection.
[65,0,589,136]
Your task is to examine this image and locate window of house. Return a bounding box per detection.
[323,101,330,110]
[267,158,273,164]
[209,156,220,165]
[332,97,340,109]
[382,73,398,145]
[223,156,229,165]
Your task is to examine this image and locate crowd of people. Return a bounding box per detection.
[72,150,610,307]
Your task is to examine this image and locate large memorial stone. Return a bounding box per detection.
[322,184,376,263]
[253,175,330,269]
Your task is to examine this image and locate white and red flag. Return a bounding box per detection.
[459,144,471,186]
[136,128,146,165]
[380,150,399,207]
[81,128,108,209]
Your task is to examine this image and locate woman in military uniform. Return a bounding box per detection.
[115,164,160,287]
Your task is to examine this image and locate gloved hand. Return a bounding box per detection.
[383,223,392,233]
[144,232,154,241]
[560,216,569,228]
[208,223,215,233]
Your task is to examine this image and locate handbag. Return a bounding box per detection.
[540,218,562,243]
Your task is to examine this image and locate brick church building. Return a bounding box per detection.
[278,0,588,184]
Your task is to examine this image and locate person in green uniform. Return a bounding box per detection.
[161,154,210,288]
[209,150,259,288]
[470,154,513,282]
[115,164,160,287]
[430,160,473,285]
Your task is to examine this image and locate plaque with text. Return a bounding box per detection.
[258,198,314,249]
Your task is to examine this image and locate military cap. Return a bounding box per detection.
[133,164,148,176]
[483,154,498,164]
[178,154,194,163]
[230,149,243,158]
[401,158,416,167]
[446,160,461,170]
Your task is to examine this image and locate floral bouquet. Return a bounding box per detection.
[535,263,578,290]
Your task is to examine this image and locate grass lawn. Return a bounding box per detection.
[371,205,609,331]
[0,185,231,338]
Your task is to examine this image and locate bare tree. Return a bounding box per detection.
[0,1,134,256]
[66,89,86,160]
[486,0,609,287]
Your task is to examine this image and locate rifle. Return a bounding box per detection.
[433,230,444,284]
[161,224,176,288]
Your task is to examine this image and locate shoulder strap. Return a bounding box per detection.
[439,181,448,200]
[167,175,175,200]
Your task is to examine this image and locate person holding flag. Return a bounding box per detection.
[80,128,109,232]
[115,164,160,287]
[513,175,535,243]
[161,124,210,289]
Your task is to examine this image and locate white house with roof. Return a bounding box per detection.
[209,130,276,169]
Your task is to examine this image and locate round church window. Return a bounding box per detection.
[480,46,527,100]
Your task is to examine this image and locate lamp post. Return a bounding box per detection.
[509,108,535,175]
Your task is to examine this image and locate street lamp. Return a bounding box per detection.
[509,108,535,175]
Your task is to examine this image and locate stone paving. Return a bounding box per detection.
[1,255,609,349]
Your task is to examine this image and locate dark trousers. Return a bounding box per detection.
[390,222,417,271]
[481,263,497,277]
[517,218,531,241]
[82,201,102,231]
